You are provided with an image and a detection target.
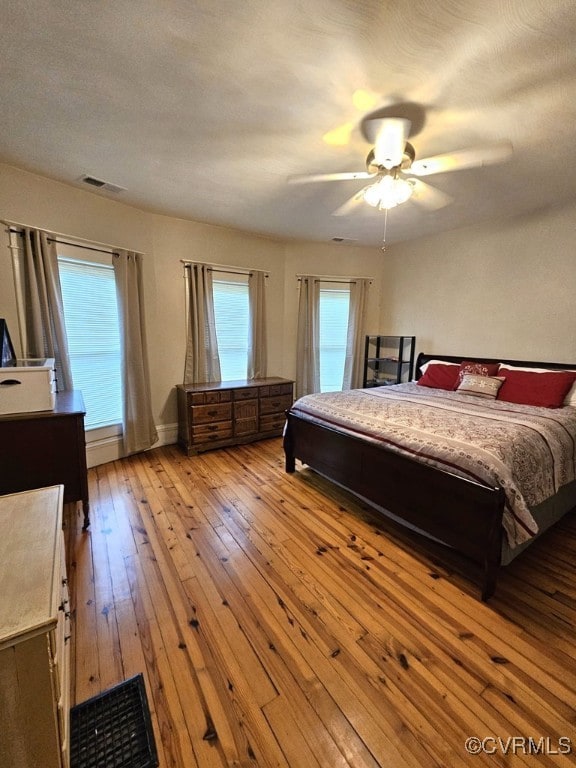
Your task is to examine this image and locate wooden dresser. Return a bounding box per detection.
[0,390,90,529]
[177,377,294,455]
[0,485,71,768]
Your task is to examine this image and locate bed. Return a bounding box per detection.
[283,353,576,599]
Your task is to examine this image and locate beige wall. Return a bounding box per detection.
[282,241,386,377]
[3,160,574,452]
[0,164,153,359]
[148,213,286,424]
[380,201,576,366]
[0,163,385,440]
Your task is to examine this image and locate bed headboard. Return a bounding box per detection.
[415,352,576,380]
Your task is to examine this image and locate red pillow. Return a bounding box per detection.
[417,364,460,390]
[497,369,576,408]
[456,360,499,388]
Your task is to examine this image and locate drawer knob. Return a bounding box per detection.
[0,379,22,386]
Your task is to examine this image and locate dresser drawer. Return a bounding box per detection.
[260,394,292,415]
[190,390,231,405]
[268,383,293,397]
[234,399,258,420]
[190,402,232,424]
[210,390,231,403]
[235,417,259,436]
[233,387,255,401]
[260,413,287,432]
[192,421,233,441]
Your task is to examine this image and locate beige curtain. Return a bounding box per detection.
[19,228,73,390]
[295,276,320,398]
[247,269,267,379]
[113,250,158,455]
[343,278,370,389]
[183,264,221,384]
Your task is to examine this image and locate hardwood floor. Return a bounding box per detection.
[65,440,576,767]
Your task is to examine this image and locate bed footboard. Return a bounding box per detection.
[283,412,505,600]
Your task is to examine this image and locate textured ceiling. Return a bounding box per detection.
[2,0,576,246]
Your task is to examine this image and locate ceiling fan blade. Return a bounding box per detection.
[367,118,411,169]
[410,179,452,210]
[332,188,368,216]
[287,171,376,184]
[409,141,513,177]
[322,121,355,147]
[321,90,381,147]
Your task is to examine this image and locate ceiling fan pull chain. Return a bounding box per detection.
[381,208,388,252]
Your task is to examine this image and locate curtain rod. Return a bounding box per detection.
[181,259,269,277]
[296,274,373,284]
[49,237,118,256]
[7,227,118,257]
[2,218,142,256]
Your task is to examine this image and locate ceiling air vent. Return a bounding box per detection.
[79,175,127,194]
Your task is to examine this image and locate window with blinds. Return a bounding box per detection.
[319,287,350,392]
[212,278,249,380]
[58,257,123,429]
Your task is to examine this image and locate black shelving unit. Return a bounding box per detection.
[363,335,415,387]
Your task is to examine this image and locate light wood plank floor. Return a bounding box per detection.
[65,440,576,767]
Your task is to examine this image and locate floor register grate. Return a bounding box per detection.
[70,674,158,768]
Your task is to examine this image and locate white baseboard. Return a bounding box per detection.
[86,422,178,468]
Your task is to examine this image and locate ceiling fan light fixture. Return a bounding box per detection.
[363,176,414,210]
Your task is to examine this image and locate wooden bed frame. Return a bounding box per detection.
[284,352,576,600]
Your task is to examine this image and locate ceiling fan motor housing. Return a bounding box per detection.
[366,142,415,175]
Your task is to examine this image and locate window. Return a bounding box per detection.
[319,287,350,392]
[212,278,249,380]
[58,255,122,429]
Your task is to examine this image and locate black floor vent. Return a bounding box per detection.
[70,673,158,768]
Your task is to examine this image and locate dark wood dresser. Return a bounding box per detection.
[0,390,90,528]
[177,377,293,455]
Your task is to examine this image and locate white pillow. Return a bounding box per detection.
[498,364,559,373]
[419,359,459,374]
[498,363,576,406]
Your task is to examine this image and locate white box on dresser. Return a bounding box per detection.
[0,485,70,768]
[0,357,56,415]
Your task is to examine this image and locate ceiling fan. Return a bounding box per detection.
[288,115,512,216]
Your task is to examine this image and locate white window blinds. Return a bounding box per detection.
[319,287,350,392]
[212,278,249,381]
[58,257,122,429]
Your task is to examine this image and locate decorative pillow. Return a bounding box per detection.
[497,369,576,408]
[456,360,499,388]
[417,363,460,390]
[456,374,505,399]
[499,364,576,406]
